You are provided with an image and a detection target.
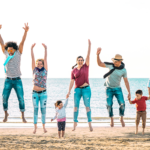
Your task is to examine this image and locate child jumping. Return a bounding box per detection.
[128,90,150,135]
[51,99,68,138]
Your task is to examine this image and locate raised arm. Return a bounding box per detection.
[96,47,106,67]
[19,23,29,54]
[66,79,74,99]
[123,78,131,100]
[64,99,68,108]
[31,43,36,70]
[0,25,5,53]
[85,39,91,66]
[42,43,48,71]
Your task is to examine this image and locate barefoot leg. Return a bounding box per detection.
[88,122,93,132]
[3,111,9,122]
[62,131,65,138]
[142,128,145,135]
[33,124,37,134]
[120,116,125,127]
[58,131,61,138]
[42,124,47,133]
[135,125,138,134]
[110,117,114,127]
[21,112,27,123]
[72,122,77,131]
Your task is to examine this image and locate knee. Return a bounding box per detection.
[74,107,78,112]
[106,105,112,109]
[86,107,91,112]
[120,103,125,109]
[34,107,38,115]
[41,108,46,114]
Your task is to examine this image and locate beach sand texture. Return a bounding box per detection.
[0,127,150,150]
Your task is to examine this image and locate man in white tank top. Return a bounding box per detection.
[0,23,29,123]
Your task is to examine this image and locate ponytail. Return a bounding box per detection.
[72,64,77,69]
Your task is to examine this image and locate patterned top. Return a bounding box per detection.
[4,50,21,78]
[33,67,47,88]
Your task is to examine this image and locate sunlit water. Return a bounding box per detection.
[0,78,150,127]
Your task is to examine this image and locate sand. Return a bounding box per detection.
[0,126,150,150]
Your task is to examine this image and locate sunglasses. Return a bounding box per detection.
[77,60,84,62]
[7,49,15,53]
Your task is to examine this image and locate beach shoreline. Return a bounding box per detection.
[0,127,150,149]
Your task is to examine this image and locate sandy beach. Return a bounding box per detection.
[0,126,150,150]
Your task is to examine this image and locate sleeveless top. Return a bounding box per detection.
[4,50,21,78]
[71,63,89,88]
[33,67,47,88]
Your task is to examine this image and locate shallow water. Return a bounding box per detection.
[0,78,150,124]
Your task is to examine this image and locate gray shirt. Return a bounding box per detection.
[104,63,127,88]
[4,50,22,78]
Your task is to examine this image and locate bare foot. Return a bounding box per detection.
[142,129,145,135]
[88,122,93,132]
[43,128,47,133]
[110,117,114,127]
[72,122,77,131]
[120,118,125,127]
[3,113,9,122]
[89,126,93,132]
[22,117,27,123]
[33,128,37,134]
[135,130,138,134]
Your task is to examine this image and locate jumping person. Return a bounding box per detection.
[66,39,93,131]
[0,23,29,123]
[51,99,69,138]
[96,47,131,127]
[31,43,48,134]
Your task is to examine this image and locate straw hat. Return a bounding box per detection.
[111,54,123,62]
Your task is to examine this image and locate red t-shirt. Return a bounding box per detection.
[71,63,89,88]
[131,96,148,111]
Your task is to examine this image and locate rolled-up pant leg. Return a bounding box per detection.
[2,78,13,111]
[106,88,114,117]
[82,86,92,122]
[114,88,125,116]
[32,92,39,124]
[39,92,47,124]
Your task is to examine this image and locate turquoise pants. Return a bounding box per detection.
[74,86,92,122]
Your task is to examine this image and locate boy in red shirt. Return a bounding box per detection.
[129,89,150,135]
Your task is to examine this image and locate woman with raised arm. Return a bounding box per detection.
[31,43,48,134]
[66,39,93,132]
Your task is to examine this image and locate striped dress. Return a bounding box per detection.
[4,50,22,78]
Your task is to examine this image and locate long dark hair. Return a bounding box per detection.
[72,56,84,69]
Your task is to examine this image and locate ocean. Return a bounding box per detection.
[0,78,150,127]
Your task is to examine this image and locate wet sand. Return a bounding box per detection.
[0,126,150,149]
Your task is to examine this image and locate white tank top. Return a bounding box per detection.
[4,50,22,78]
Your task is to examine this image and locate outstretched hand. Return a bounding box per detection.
[31,43,36,50]
[23,23,29,32]
[97,47,102,55]
[0,25,2,29]
[66,93,70,99]
[42,43,47,49]
[88,39,91,46]
[128,93,131,101]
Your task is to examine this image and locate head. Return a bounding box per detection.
[55,100,63,109]
[36,59,44,69]
[5,42,19,56]
[113,60,122,67]
[112,54,123,67]
[72,56,84,69]
[135,90,143,100]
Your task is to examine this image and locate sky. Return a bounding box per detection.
[0,0,150,78]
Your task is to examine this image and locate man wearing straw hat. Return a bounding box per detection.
[96,47,131,127]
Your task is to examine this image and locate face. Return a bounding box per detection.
[7,47,16,56]
[36,61,44,69]
[57,102,63,109]
[77,57,84,67]
[113,60,122,67]
[136,94,142,100]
